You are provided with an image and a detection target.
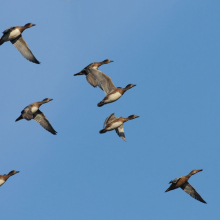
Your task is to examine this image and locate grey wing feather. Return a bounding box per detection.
[33,110,57,135]
[11,35,40,64]
[115,124,126,141]
[103,113,118,128]
[89,68,117,95]
[181,182,206,203]
[86,73,98,87]
[22,107,34,120]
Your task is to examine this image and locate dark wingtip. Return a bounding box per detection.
[32,59,40,64]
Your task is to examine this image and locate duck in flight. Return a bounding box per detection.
[99,113,139,141]
[0,170,19,187]
[15,98,57,135]
[165,169,206,203]
[0,23,40,64]
[74,59,136,107]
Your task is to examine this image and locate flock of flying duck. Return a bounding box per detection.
[0,23,206,204]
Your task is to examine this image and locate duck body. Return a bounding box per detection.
[165,169,206,203]
[0,28,21,44]
[15,98,57,135]
[97,85,136,107]
[101,118,123,132]
[0,23,40,64]
[16,99,48,121]
[74,60,136,106]
[0,170,19,187]
[99,113,139,141]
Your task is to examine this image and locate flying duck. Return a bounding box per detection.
[0,170,19,187]
[165,169,206,203]
[0,23,40,64]
[15,98,57,135]
[74,59,136,107]
[99,113,139,141]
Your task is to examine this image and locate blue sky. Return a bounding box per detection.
[1,0,220,219]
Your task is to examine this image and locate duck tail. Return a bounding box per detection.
[99,129,106,134]
[15,115,23,122]
[74,72,81,76]
[74,70,85,76]
[97,101,105,107]
[0,38,4,46]
[165,188,171,192]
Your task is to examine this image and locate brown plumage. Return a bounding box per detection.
[99,113,139,141]
[15,98,57,135]
[0,170,19,187]
[0,23,40,64]
[97,84,136,107]
[74,59,136,106]
[165,169,206,204]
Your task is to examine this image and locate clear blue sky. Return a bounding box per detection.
[1,0,220,219]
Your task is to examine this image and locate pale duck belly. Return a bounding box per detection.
[106,121,123,131]
[105,92,122,103]
[0,179,5,186]
[31,106,39,113]
[2,29,21,42]
[8,29,21,40]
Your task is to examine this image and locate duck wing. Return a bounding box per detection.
[89,68,117,95]
[11,35,40,64]
[181,181,206,203]
[33,110,57,135]
[86,73,98,87]
[115,124,126,141]
[21,108,34,121]
[3,27,15,34]
[103,113,118,128]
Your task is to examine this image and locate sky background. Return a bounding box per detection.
[0,0,220,219]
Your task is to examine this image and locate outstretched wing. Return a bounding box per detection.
[103,113,118,128]
[181,181,206,203]
[89,68,117,95]
[115,124,126,141]
[86,73,98,87]
[33,110,57,135]
[11,35,40,64]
